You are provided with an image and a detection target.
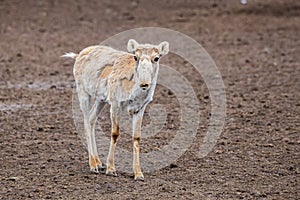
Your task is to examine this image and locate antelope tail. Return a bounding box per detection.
[61,52,78,59]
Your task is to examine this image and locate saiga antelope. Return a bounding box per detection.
[63,39,169,180]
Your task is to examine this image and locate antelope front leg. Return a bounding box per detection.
[132,108,145,181]
[106,105,120,176]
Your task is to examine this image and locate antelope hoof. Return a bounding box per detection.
[90,167,99,174]
[134,173,144,181]
[98,163,106,172]
[89,156,102,174]
[106,169,117,176]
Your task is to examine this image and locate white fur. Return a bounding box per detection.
[61,52,78,59]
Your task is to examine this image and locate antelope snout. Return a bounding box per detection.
[139,83,150,90]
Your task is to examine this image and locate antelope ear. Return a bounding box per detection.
[127,39,139,53]
[158,41,169,56]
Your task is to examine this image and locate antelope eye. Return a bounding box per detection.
[154,57,159,62]
[133,55,138,61]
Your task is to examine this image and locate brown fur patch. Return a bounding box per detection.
[133,136,140,142]
[149,47,159,55]
[100,64,113,79]
[74,46,98,77]
[122,78,135,94]
[112,133,119,144]
[79,46,96,57]
[113,55,136,80]
[112,123,120,133]
[133,138,140,153]
[135,47,160,63]
[95,157,101,165]
[111,125,120,144]
[90,155,100,168]
[73,57,86,77]
[136,47,159,56]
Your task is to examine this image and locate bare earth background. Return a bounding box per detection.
[0,0,299,199]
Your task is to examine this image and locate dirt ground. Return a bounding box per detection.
[0,0,299,199]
